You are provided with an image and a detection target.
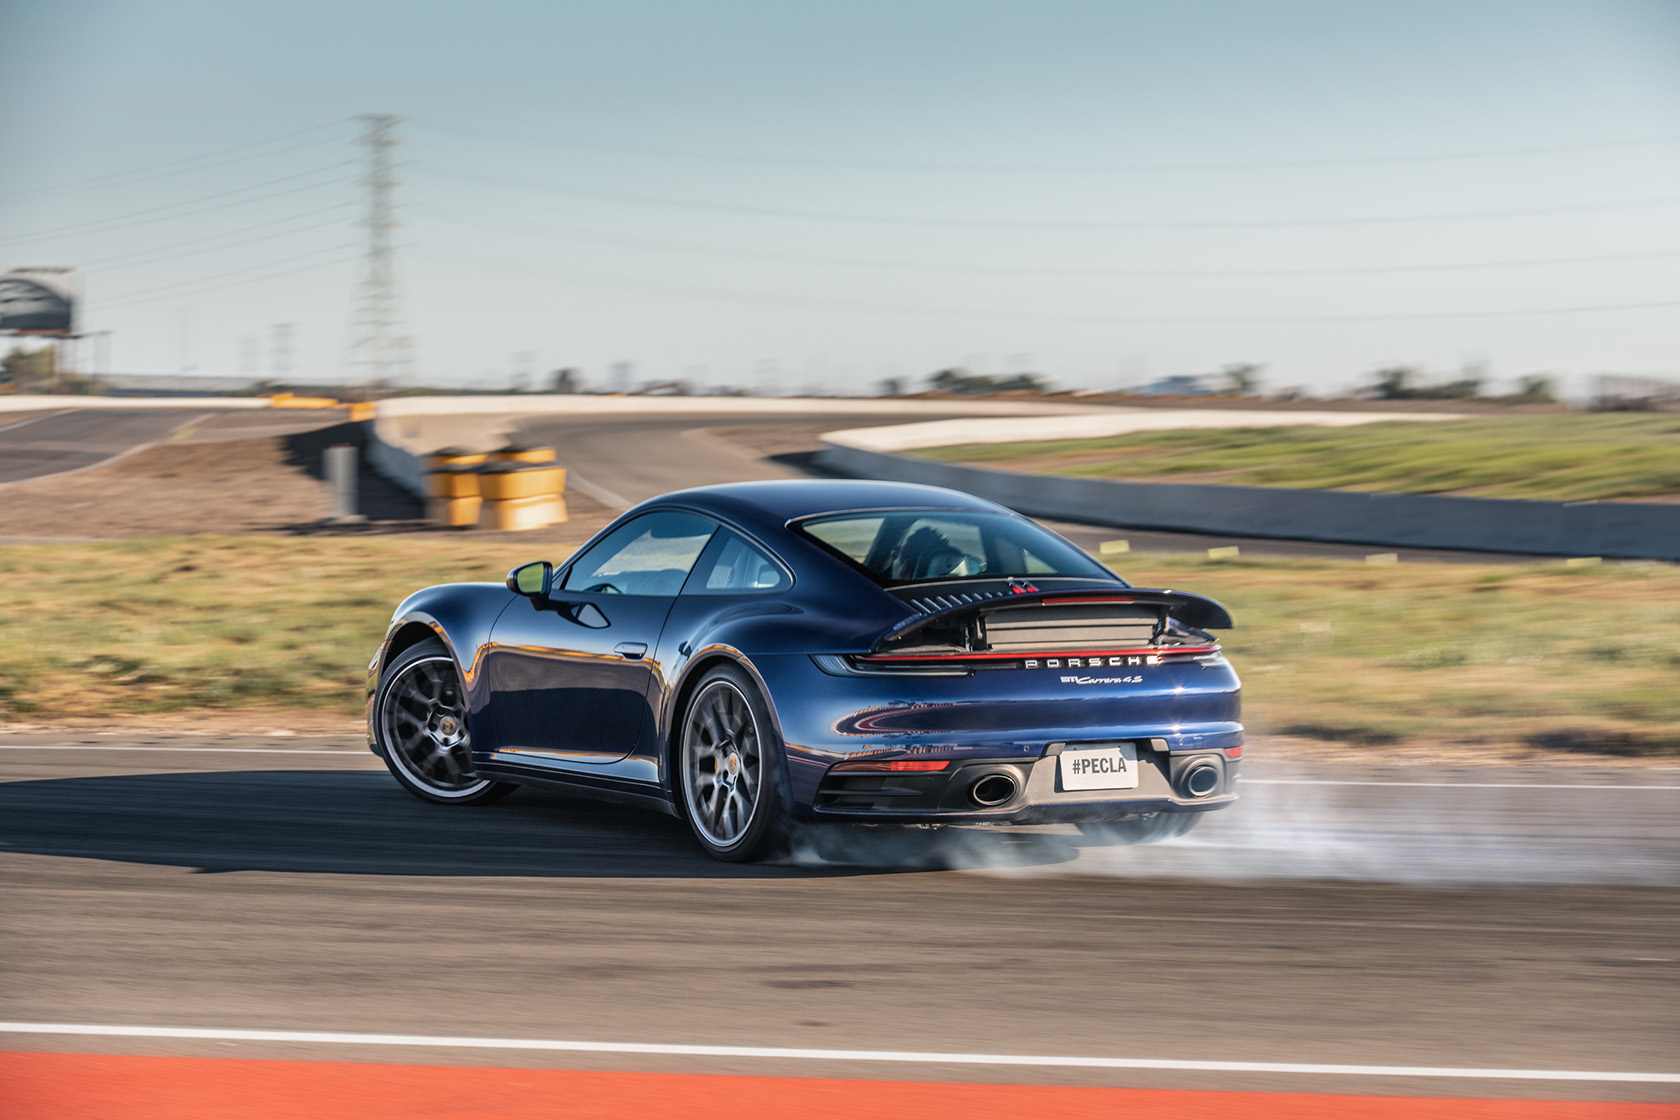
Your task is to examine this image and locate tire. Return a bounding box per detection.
[373,638,515,806]
[676,664,791,862]
[1077,812,1200,846]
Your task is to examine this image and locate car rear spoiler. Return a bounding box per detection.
[872,587,1233,652]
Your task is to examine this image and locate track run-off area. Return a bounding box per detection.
[1,737,1676,1116]
[1,397,1676,1116]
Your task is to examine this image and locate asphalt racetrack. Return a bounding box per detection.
[0,408,208,484]
[2,405,1675,1113]
[2,736,1676,1108]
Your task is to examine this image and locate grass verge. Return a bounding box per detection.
[1115,554,1680,757]
[913,414,1680,501]
[0,536,576,720]
[0,537,1675,757]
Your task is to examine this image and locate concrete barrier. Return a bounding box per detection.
[365,428,429,498]
[823,408,1464,451]
[360,395,1677,560]
[372,395,1109,420]
[815,443,1680,561]
[361,395,1126,500]
[361,395,1457,500]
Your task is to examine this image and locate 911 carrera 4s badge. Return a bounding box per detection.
[1059,744,1140,790]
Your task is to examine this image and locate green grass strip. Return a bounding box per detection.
[914,414,1680,502]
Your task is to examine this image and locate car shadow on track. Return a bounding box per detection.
[0,769,1083,878]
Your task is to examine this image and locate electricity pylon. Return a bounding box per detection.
[345,114,411,387]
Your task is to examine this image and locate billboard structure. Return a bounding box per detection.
[0,267,77,336]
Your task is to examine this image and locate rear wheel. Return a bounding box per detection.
[678,665,790,862]
[374,638,515,805]
[1077,812,1200,845]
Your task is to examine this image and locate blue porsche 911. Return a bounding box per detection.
[368,480,1242,861]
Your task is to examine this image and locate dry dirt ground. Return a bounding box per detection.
[0,410,619,544]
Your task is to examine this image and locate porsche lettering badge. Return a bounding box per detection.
[1024,655,1156,670]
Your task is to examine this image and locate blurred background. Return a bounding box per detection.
[2,4,1677,1118]
[2,0,1677,399]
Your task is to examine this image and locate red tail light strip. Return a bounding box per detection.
[860,645,1219,664]
[831,759,951,773]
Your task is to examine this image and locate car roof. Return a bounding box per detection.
[641,479,1010,530]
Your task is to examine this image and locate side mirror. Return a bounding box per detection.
[506,560,553,600]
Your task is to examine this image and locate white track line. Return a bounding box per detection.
[0,408,72,435]
[0,1022,1674,1083]
[561,469,634,511]
[1245,779,1680,791]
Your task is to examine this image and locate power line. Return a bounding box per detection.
[92,216,351,273]
[83,203,355,268]
[95,245,360,310]
[420,167,1680,231]
[415,244,1680,326]
[0,125,350,205]
[427,120,1680,175]
[0,162,355,246]
[419,204,1680,279]
[96,254,359,311]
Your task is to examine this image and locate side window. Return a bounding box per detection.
[560,511,717,596]
[683,530,791,595]
[803,515,883,564]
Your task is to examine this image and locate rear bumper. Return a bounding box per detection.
[753,651,1244,818]
[808,741,1237,824]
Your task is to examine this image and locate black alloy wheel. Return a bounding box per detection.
[678,664,790,862]
[375,638,514,805]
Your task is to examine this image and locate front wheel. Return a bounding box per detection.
[678,665,790,862]
[374,638,515,805]
[1077,812,1200,846]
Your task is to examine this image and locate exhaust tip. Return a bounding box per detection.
[969,773,1018,807]
[1183,763,1221,798]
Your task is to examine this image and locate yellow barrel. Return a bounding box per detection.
[478,463,566,502]
[425,446,488,471]
[427,495,483,528]
[424,446,489,507]
[480,494,560,532]
[489,442,558,465]
[424,468,481,500]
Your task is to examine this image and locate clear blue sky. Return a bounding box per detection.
[1,0,1676,395]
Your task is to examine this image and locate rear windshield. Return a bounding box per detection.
[796,509,1114,587]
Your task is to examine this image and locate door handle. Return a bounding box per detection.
[614,642,648,660]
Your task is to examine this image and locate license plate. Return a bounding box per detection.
[1059,744,1140,791]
